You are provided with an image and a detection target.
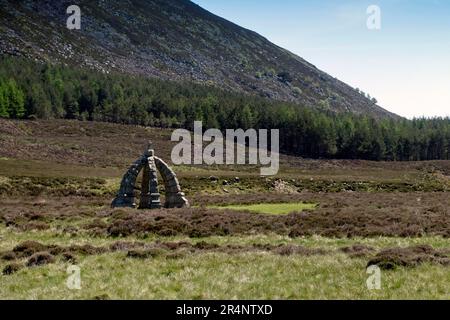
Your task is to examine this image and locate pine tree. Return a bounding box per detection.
[0,80,9,118]
[0,56,449,161]
[7,79,25,118]
[29,83,52,119]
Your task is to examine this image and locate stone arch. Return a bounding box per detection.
[111,145,189,209]
[111,155,146,208]
[154,156,189,208]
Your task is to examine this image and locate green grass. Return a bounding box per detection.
[1,252,448,299]
[211,202,317,215]
[1,225,450,299]
[1,231,449,299]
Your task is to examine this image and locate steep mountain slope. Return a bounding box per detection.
[0,0,398,118]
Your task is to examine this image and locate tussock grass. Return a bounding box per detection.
[1,246,449,299]
[1,226,449,299]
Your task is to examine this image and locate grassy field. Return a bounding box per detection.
[0,119,449,299]
[209,202,317,215]
[1,227,449,299]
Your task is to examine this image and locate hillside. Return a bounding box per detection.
[1,118,449,180]
[0,0,397,118]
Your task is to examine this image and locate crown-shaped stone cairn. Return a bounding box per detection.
[111,142,189,209]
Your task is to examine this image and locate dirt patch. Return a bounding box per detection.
[61,252,77,263]
[271,244,327,256]
[26,252,55,267]
[12,241,51,258]
[18,221,50,231]
[2,263,23,275]
[3,241,108,262]
[122,242,327,259]
[1,241,111,271]
[126,248,167,259]
[1,251,18,261]
[109,241,147,251]
[367,245,450,270]
[194,241,220,250]
[62,226,79,236]
[92,294,111,300]
[66,244,108,256]
[340,245,376,258]
[84,219,109,235]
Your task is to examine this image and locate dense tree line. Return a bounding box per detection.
[0,57,449,161]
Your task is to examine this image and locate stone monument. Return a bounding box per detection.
[111,142,189,209]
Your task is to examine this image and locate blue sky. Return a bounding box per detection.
[192,0,450,118]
